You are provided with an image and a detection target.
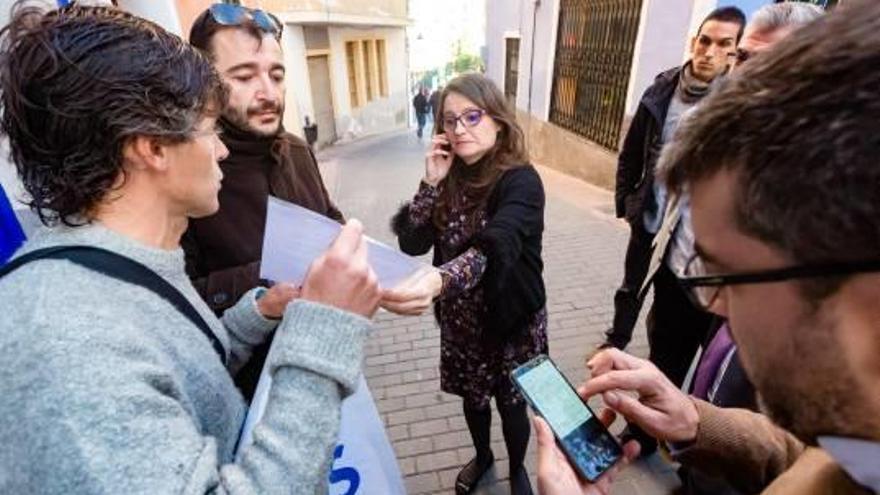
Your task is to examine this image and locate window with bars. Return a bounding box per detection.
[549,0,643,151]
[504,38,520,107]
[345,41,360,107]
[362,40,375,101]
[345,38,390,108]
[377,39,389,97]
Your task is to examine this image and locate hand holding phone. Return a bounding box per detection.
[534,413,638,495]
[511,355,624,482]
[423,134,453,186]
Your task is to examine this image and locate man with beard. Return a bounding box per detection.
[185,4,344,399]
[634,6,824,494]
[537,2,880,494]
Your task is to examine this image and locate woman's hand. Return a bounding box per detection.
[256,283,300,319]
[380,267,443,315]
[424,134,453,187]
[535,409,641,495]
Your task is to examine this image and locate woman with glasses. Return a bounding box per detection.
[384,73,547,495]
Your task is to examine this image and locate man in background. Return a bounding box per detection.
[603,6,746,455]
[413,86,430,138]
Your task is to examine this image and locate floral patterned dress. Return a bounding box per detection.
[406,182,548,410]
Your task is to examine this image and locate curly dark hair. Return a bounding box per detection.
[0,1,227,226]
[660,0,880,298]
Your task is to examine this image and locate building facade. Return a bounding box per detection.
[124,0,411,149]
[485,0,829,189]
[251,0,410,148]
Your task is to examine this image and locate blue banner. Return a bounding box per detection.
[0,185,26,265]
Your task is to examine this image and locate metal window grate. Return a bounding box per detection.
[549,0,643,151]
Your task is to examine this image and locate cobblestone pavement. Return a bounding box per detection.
[317,130,680,495]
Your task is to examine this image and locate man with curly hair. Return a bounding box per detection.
[0,3,380,492]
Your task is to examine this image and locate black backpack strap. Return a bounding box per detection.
[0,245,227,365]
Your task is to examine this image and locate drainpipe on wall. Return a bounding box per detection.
[526,0,540,154]
[527,0,540,118]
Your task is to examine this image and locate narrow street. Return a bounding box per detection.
[317,129,680,495]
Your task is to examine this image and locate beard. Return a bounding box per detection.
[749,307,871,445]
[224,99,284,137]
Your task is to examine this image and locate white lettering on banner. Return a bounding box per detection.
[237,373,406,495]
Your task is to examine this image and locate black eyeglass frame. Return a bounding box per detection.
[678,255,880,309]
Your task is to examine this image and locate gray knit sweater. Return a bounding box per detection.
[0,224,372,494]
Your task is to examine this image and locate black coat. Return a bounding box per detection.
[413,93,429,115]
[392,165,546,340]
[615,66,682,223]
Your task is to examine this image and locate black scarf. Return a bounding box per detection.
[218,118,279,161]
[218,118,301,201]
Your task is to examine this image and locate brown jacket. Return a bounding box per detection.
[182,126,343,314]
[675,399,870,495]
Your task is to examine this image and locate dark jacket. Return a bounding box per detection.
[182,124,343,400]
[615,66,682,223]
[429,91,441,117]
[391,165,546,339]
[413,93,429,115]
[680,323,757,495]
[182,125,343,315]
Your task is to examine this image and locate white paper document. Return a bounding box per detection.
[259,196,425,288]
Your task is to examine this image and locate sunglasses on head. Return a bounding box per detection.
[208,4,282,38]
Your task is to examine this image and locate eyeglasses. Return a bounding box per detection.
[441,109,487,132]
[734,48,753,64]
[208,4,282,39]
[678,253,880,310]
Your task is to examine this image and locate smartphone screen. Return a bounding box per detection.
[511,355,622,482]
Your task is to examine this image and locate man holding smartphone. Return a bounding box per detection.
[537,2,880,493]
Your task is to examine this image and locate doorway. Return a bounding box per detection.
[307,55,337,149]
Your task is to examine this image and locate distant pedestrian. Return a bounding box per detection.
[413,86,430,138]
[386,73,546,495]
